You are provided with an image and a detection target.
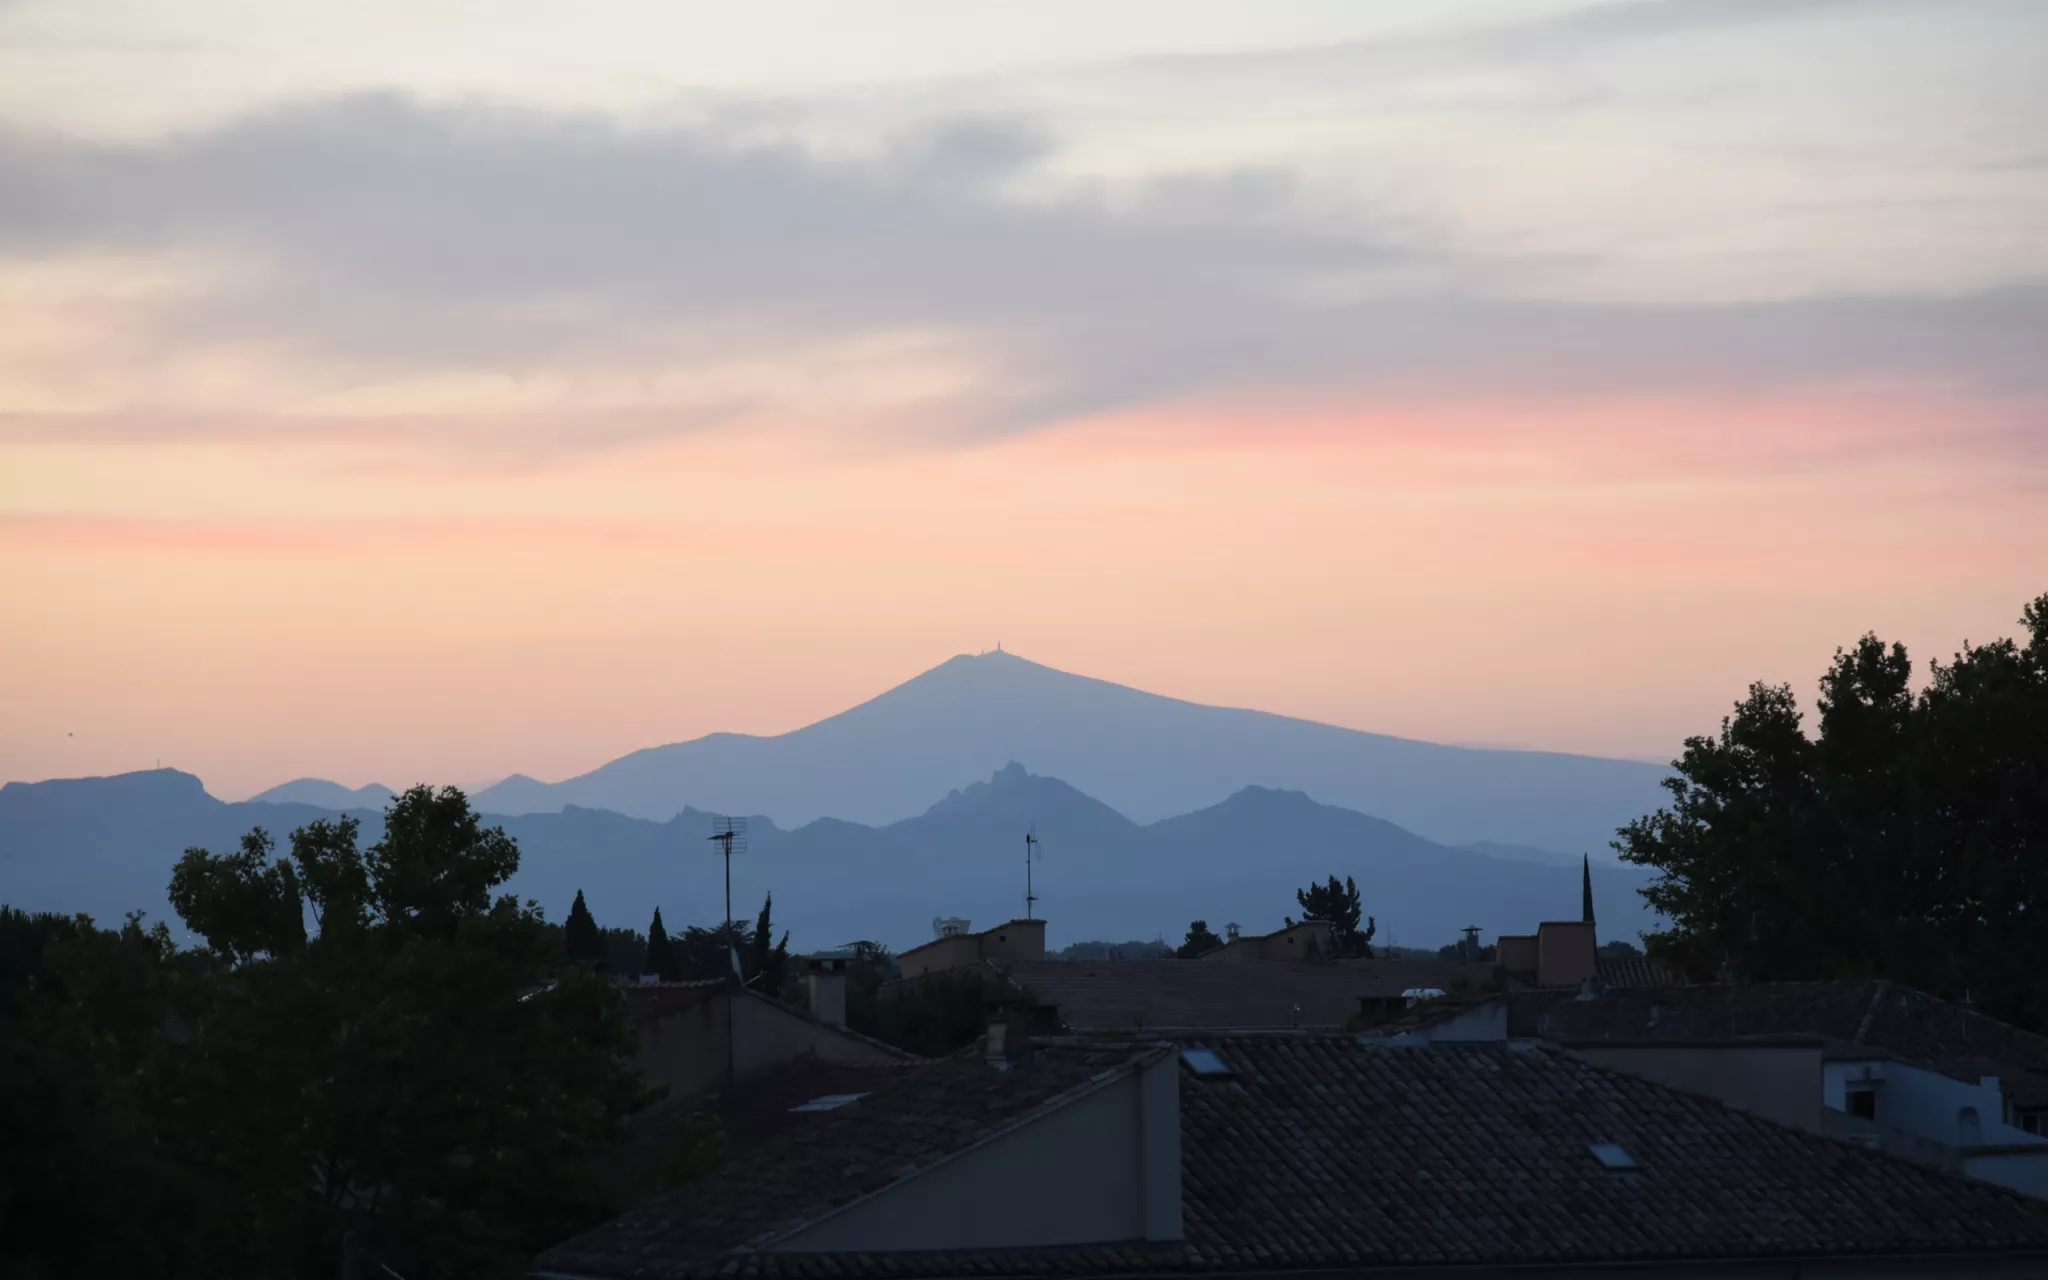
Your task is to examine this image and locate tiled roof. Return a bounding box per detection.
[541,1037,2048,1279]
[537,1041,1167,1279]
[1355,995,1497,1039]
[637,1058,930,1151]
[1593,954,1682,988]
[1513,979,2048,1103]
[998,958,1493,1031]
[624,979,729,1024]
[1174,1039,2048,1270]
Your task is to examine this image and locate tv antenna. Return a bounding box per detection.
[1024,823,1041,920]
[706,815,748,1100]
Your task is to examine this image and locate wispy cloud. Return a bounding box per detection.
[2,91,2044,465]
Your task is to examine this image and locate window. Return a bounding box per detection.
[788,1092,868,1112]
[1587,1143,1638,1171]
[1180,1047,1231,1077]
[1847,1089,1877,1121]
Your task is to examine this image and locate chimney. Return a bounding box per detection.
[984,999,1054,1070]
[804,953,850,1027]
[985,1017,1038,1071]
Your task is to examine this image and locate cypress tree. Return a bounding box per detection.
[644,907,678,981]
[564,890,602,965]
[749,894,774,984]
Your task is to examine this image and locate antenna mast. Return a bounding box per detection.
[1024,827,1040,920]
[706,815,748,1099]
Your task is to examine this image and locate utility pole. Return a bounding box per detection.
[707,818,745,1100]
[1024,829,1039,920]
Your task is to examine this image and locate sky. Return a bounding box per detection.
[2,0,2045,800]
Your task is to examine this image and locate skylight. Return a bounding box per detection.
[788,1092,869,1112]
[1180,1047,1231,1077]
[1588,1143,1639,1171]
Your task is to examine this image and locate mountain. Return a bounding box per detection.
[247,778,396,808]
[0,765,1661,957]
[1463,841,1619,869]
[469,650,1667,852]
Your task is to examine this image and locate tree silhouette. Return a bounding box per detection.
[1620,591,2048,1031]
[1177,920,1224,958]
[644,907,678,981]
[1293,875,1376,958]
[564,889,603,965]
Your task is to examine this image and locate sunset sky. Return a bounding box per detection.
[3,0,2045,801]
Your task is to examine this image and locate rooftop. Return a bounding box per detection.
[896,917,1042,963]
[991,958,1494,1032]
[539,1035,2048,1279]
[1513,979,2048,1101]
[540,1040,1166,1278]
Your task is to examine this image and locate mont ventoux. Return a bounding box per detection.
[0,651,1669,952]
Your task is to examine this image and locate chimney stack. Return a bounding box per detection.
[804,953,850,1027]
[984,998,1057,1070]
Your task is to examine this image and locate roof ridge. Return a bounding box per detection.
[741,987,925,1062]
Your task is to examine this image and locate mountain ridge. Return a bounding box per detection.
[0,764,1660,956]
[453,650,1667,851]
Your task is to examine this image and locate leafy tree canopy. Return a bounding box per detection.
[1177,920,1224,959]
[29,785,649,1279]
[1290,875,1377,958]
[1619,592,2048,1032]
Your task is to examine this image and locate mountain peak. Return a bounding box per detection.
[465,648,1668,849]
[913,762,1137,833]
[247,777,396,809]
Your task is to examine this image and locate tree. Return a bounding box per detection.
[564,890,603,966]
[1620,592,2048,1031]
[168,828,306,964]
[1,908,240,1279]
[1598,940,1643,959]
[1292,875,1377,958]
[644,908,678,981]
[141,785,648,1277]
[1177,921,1224,958]
[747,894,791,996]
[596,926,646,979]
[1436,938,1497,963]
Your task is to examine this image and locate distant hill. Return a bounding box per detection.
[0,764,1661,956]
[247,778,396,809]
[465,650,1667,852]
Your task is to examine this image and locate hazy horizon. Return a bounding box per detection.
[5,0,2045,798]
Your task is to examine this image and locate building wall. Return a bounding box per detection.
[1258,920,1331,960]
[1967,1150,2048,1200]
[634,991,903,1111]
[1535,921,1596,988]
[980,919,1045,965]
[1497,935,1538,980]
[1823,1060,2046,1151]
[775,1055,1182,1253]
[898,920,1046,978]
[1571,1042,1824,1133]
[898,934,978,979]
[1199,920,1332,962]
